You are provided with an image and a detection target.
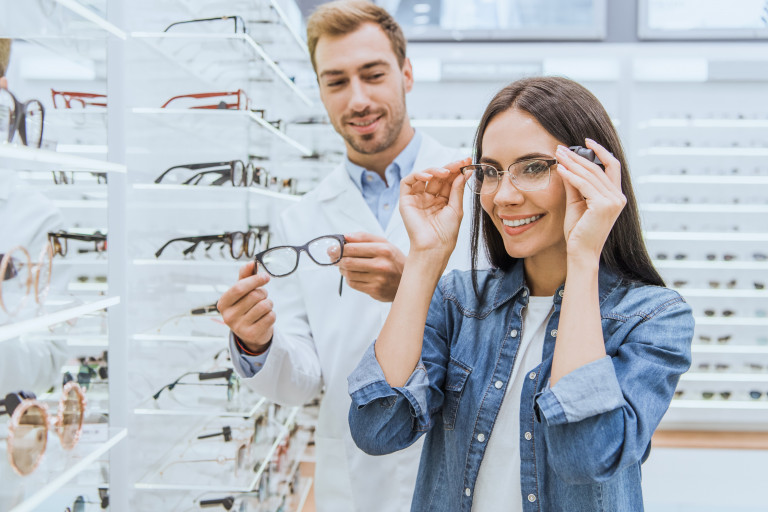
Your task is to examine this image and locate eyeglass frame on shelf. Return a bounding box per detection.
[48,231,107,257]
[164,15,247,34]
[0,87,45,148]
[0,244,54,316]
[50,89,107,109]
[155,160,268,187]
[154,231,262,259]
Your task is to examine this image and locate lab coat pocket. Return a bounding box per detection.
[442,357,472,430]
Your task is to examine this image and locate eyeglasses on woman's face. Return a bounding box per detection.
[460,145,605,195]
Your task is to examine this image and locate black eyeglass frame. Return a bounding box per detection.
[253,234,345,278]
[154,231,262,259]
[0,88,45,148]
[163,15,247,34]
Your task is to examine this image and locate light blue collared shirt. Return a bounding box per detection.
[232,131,423,376]
[344,130,422,229]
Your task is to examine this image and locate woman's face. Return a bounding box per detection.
[479,108,567,261]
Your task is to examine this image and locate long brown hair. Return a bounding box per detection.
[470,76,664,291]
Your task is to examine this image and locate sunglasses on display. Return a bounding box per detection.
[460,145,606,195]
[0,382,86,476]
[695,363,730,372]
[164,15,247,34]
[52,171,108,185]
[50,89,107,109]
[152,368,240,402]
[154,230,267,260]
[161,90,249,110]
[48,231,107,257]
[0,244,54,317]
[0,87,45,148]
[155,160,269,187]
[253,234,345,296]
[701,391,732,400]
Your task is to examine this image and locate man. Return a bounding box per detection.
[217,2,472,510]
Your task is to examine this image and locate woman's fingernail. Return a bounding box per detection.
[585,138,595,145]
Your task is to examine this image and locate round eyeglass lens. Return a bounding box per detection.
[35,243,54,305]
[10,403,48,476]
[513,159,552,191]
[58,385,84,449]
[0,247,32,316]
[464,165,498,194]
[0,88,16,143]
[307,237,342,265]
[230,232,245,259]
[259,247,299,276]
[243,231,257,258]
[231,161,245,186]
[24,100,44,148]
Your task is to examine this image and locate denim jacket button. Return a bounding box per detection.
[524,431,532,440]
[510,329,518,338]
[522,289,528,297]
[465,488,471,497]
[550,329,558,337]
[477,433,485,442]
[558,289,564,298]
[528,494,537,503]
[528,372,536,380]
[495,380,503,389]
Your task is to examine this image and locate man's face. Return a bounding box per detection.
[314,23,413,157]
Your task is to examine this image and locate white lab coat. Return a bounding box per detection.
[0,174,67,397]
[234,133,473,512]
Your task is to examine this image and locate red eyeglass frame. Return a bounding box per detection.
[160,89,249,110]
[51,89,107,109]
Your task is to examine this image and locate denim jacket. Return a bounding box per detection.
[347,260,694,512]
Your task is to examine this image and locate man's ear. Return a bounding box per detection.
[0,77,7,89]
[402,57,414,93]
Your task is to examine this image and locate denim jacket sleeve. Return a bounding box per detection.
[347,283,450,456]
[534,293,694,484]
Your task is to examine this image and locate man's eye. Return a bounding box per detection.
[367,73,385,80]
[326,80,345,87]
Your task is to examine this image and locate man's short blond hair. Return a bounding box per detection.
[306,0,406,73]
[0,39,11,78]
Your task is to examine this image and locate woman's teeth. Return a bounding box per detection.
[502,215,542,228]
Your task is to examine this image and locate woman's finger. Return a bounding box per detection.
[556,146,614,198]
[585,138,622,191]
[556,164,604,203]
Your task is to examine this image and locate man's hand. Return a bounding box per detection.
[338,232,406,302]
[217,261,275,353]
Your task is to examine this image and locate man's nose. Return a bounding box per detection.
[348,77,371,113]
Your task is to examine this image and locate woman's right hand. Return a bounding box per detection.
[399,158,470,256]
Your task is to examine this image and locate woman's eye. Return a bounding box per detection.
[522,161,547,175]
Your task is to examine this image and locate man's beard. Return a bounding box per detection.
[339,93,407,156]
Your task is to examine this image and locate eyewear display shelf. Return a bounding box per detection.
[628,46,768,431]
[0,0,128,507]
[125,0,325,509]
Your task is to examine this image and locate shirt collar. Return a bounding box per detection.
[491,258,624,309]
[344,130,422,190]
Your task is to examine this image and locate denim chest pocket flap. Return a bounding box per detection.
[443,358,472,430]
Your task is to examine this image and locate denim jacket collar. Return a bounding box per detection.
[486,259,624,313]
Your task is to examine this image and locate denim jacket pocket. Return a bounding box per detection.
[443,358,472,430]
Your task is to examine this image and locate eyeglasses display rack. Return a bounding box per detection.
[124,0,324,510]
[0,0,127,510]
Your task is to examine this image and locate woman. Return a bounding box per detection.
[346,76,694,511]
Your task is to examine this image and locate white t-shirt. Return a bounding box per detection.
[471,295,553,512]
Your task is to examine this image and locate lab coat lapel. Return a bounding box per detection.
[316,163,383,236]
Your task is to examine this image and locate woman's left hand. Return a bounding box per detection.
[556,139,626,262]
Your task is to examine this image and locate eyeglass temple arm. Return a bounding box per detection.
[156,235,223,258]
[199,369,233,381]
[156,162,232,183]
[161,91,244,108]
[163,16,242,33]
[152,371,198,399]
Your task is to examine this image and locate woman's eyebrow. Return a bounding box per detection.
[480,152,554,166]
